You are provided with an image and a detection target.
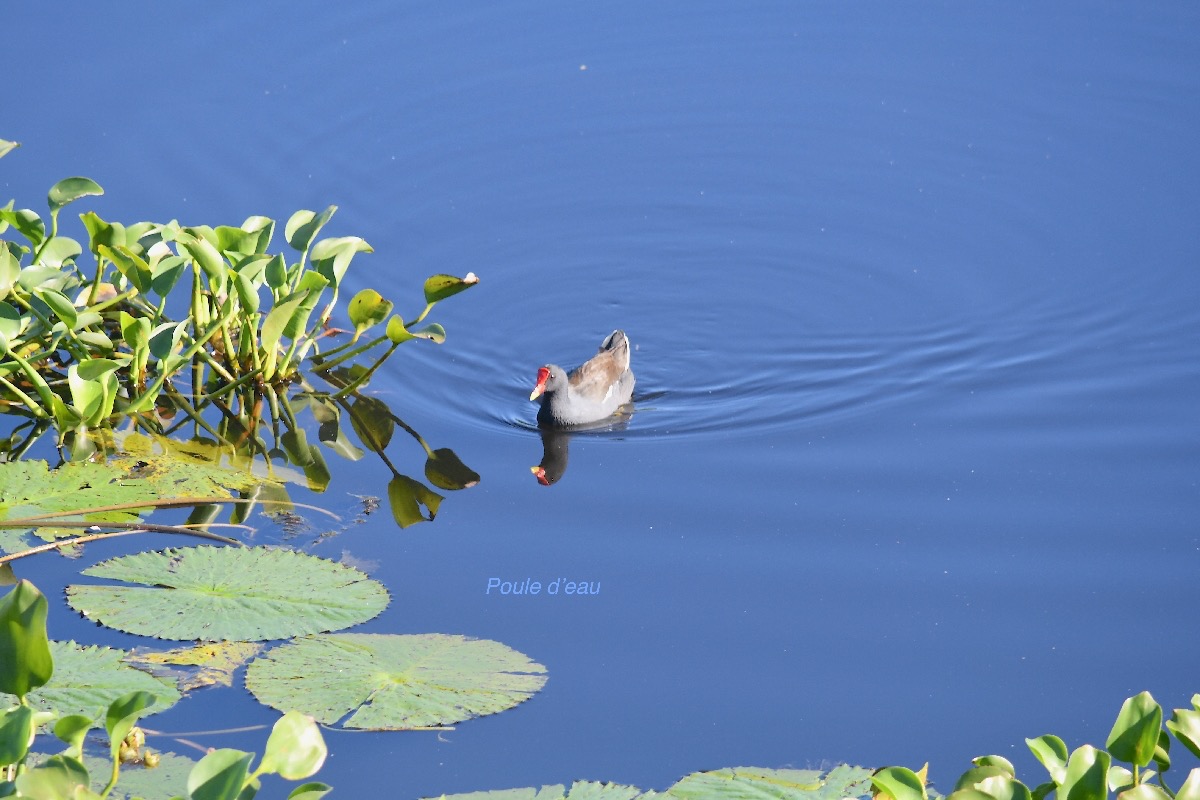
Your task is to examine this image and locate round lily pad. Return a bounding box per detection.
[245,633,548,729]
[66,546,388,641]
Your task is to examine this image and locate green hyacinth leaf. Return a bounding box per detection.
[1059,745,1110,800]
[188,748,254,800]
[285,206,337,253]
[0,207,45,247]
[423,272,479,304]
[67,546,389,641]
[14,754,90,798]
[259,711,328,780]
[385,315,414,344]
[311,235,372,288]
[0,705,37,764]
[1108,691,1163,768]
[410,322,446,344]
[80,210,125,256]
[1027,735,1069,785]
[0,580,53,699]
[1168,708,1200,760]
[37,235,82,269]
[35,287,78,329]
[347,288,393,339]
[48,177,104,214]
[0,248,20,299]
[0,640,181,723]
[245,633,548,730]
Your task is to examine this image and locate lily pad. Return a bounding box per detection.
[426,784,650,800]
[666,765,874,799]
[0,452,281,550]
[2,641,181,723]
[67,546,389,641]
[245,633,548,729]
[427,766,874,800]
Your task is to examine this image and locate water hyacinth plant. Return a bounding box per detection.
[0,153,476,442]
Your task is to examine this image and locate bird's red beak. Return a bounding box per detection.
[529,367,550,401]
[530,465,550,486]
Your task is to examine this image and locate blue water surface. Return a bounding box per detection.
[4,2,1199,797]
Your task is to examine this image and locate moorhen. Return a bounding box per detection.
[530,330,635,427]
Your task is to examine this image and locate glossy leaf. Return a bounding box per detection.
[68,545,389,641]
[1176,768,1200,800]
[150,253,187,296]
[347,288,392,339]
[1109,765,1135,793]
[872,767,928,800]
[53,713,95,755]
[955,766,1010,792]
[410,322,446,343]
[288,782,334,799]
[385,315,414,343]
[973,756,1016,777]
[68,358,121,426]
[81,210,126,255]
[106,690,157,763]
[0,579,54,699]
[35,287,78,328]
[311,235,372,288]
[259,711,328,780]
[0,246,20,299]
[423,272,479,304]
[281,270,330,339]
[101,243,153,294]
[48,176,104,213]
[37,235,82,268]
[285,206,337,253]
[974,775,1032,800]
[1168,707,1200,759]
[14,753,90,798]
[180,233,229,291]
[1027,735,1070,784]
[216,224,271,256]
[188,748,254,800]
[0,299,25,338]
[1061,745,1111,800]
[246,633,548,729]
[1109,691,1163,768]
[265,253,289,289]
[1119,786,1173,800]
[0,207,46,246]
[233,269,261,313]
[0,704,36,764]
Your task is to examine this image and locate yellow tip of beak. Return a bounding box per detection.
[529,386,544,401]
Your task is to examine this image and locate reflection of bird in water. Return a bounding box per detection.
[530,330,635,427]
[531,429,571,486]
